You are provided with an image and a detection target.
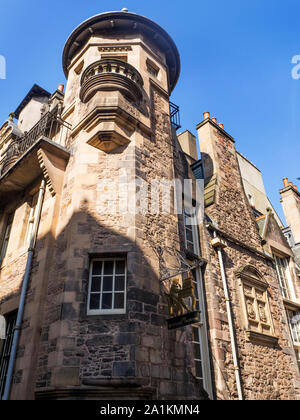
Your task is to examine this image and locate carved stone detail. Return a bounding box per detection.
[80,59,143,104]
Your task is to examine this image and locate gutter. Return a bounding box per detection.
[2,179,46,400]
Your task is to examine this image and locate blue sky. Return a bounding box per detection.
[0,0,299,222]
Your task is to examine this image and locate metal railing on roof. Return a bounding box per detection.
[170,101,181,130]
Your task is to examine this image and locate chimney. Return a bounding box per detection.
[203,111,210,120]
[218,123,224,130]
[280,179,300,244]
[211,117,217,124]
[58,84,64,93]
[177,130,198,160]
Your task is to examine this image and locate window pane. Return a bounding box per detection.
[90,294,100,310]
[91,276,101,292]
[116,260,125,274]
[92,261,102,276]
[0,313,17,399]
[114,293,125,309]
[195,361,203,378]
[193,283,199,300]
[102,294,112,309]
[187,242,194,253]
[193,342,201,359]
[104,261,114,275]
[103,276,113,292]
[193,327,199,342]
[115,276,125,291]
[186,229,194,243]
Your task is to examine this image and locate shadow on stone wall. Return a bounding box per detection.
[8,203,210,401]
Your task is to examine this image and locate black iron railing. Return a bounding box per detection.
[170,101,181,130]
[0,110,71,175]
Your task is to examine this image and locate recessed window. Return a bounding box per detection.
[191,269,213,399]
[184,207,200,256]
[287,309,300,372]
[287,310,300,345]
[0,212,14,264]
[74,60,84,75]
[25,192,39,245]
[146,59,159,78]
[87,258,127,315]
[0,312,17,399]
[274,255,294,300]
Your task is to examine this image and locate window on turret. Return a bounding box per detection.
[87,258,127,315]
[146,58,159,78]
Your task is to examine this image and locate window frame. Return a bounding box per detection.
[183,207,200,256]
[87,257,127,316]
[25,192,39,245]
[191,268,213,399]
[274,254,296,301]
[0,312,17,399]
[0,212,14,265]
[287,309,300,346]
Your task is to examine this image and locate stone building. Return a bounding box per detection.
[0,9,299,400]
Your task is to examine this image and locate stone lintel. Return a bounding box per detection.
[245,330,278,347]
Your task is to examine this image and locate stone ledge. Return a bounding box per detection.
[35,386,155,400]
[246,330,278,347]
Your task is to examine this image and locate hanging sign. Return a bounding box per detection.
[166,273,200,330]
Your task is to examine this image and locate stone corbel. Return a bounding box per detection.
[37,147,68,196]
[72,104,151,153]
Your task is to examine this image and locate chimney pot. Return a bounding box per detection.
[218,123,224,130]
[203,111,210,120]
[211,117,217,124]
[283,178,289,187]
[58,84,64,92]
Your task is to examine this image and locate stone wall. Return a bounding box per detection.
[30,77,207,400]
[197,119,300,400]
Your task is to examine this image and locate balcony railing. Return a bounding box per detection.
[0,110,71,176]
[170,101,181,130]
[80,58,144,103]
